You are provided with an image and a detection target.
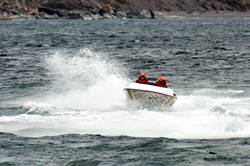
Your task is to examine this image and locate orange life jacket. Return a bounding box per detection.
[155,81,168,88]
[136,79,148,84]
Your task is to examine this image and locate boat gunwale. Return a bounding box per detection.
[124,87,177,98]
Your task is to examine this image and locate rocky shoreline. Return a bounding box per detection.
[1,0,250,20]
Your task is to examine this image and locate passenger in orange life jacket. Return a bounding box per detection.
[155,76,168,88]
[136,72,148,84]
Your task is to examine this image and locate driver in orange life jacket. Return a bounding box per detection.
[136,72,148,84]
[155,76,168,88]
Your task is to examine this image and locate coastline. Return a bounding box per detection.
[1,11,250,20]
[1,0,250,20]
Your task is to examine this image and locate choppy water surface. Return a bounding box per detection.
[0,18,250,165]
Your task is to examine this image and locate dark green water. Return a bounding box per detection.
[0,18,250,165]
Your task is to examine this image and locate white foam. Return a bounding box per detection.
[41,48,128,111]
[1,103,250,139]
[1,48,250,139]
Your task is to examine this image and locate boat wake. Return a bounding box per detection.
[0,48,250,139]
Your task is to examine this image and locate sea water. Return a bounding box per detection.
[0,18,250,165]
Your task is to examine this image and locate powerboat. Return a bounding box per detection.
[124,82,177,108]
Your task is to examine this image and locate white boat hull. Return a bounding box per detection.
[125,83,177,108]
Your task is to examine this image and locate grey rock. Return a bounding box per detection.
[1,0,250,20]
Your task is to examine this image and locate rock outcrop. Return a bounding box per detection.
[1,0,250,19]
